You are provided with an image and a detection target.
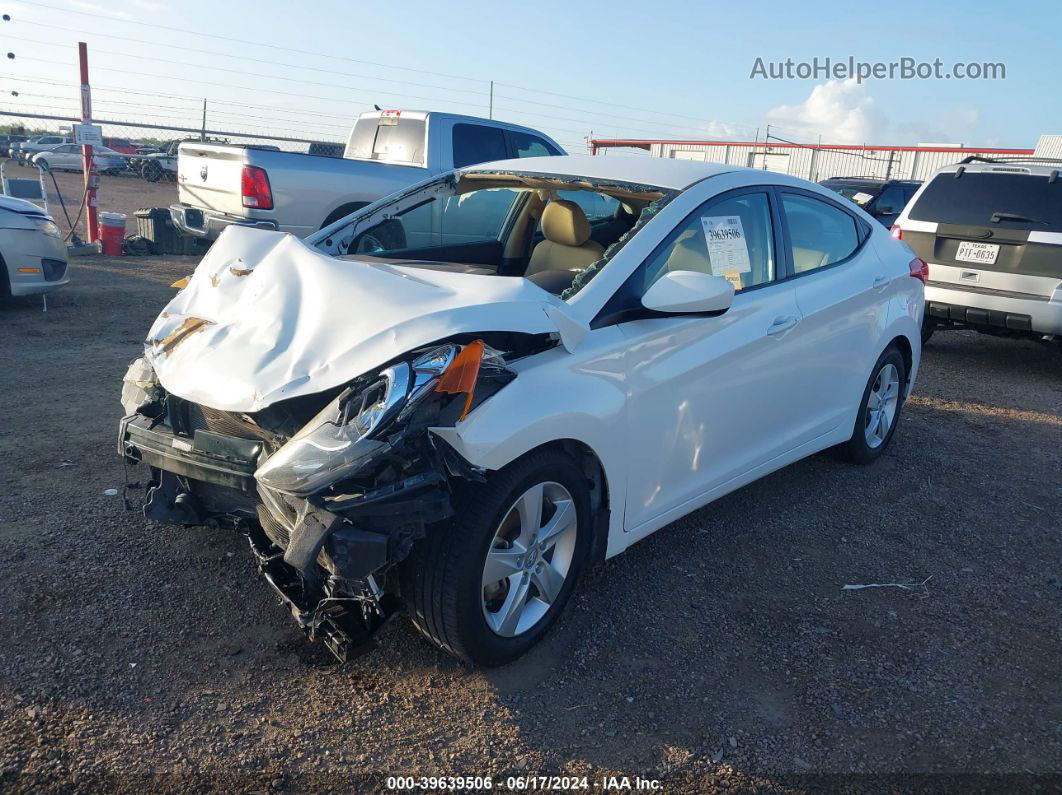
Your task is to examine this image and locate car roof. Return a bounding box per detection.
[822,177,920,185]
[459,154,740,191]
[930,158,1062,178]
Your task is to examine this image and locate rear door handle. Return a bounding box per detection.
[766,314,800,336]
[872,275,890,290]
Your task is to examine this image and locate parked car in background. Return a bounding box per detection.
[894,156,1062,344]
[0,195,68,302]
[32,144,127,175]
[121,156,923,666]
[102,137,139,155]
[168,110,565,240]
[820,177,921,227]
[0,134,28,157]
[136,140,183,182]
[16,135,72,165]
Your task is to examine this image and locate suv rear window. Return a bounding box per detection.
[909,172,1062,231]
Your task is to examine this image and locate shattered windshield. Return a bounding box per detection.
[327,172,674,300]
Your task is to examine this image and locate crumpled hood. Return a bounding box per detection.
[145,227,586,412]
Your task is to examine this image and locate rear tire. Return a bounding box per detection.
[837,346,908,465]
[402,449,592,666]
[142,162,162,182]
[0,255,12,306]
[921,317,936,345]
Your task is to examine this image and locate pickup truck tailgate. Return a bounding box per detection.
[177,144,250,217]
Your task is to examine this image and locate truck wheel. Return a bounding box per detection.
[142,162,162,182]
[402,450,592,666]
[320,202,368,229]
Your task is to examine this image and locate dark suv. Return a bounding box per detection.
[819,177,922,227]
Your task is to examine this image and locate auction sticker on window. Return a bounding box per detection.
[701,216,751,276]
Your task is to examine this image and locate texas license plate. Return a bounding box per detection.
[955,241,999,265]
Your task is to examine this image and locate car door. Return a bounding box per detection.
[612,188,805,531]
[43,144,70,168]
[777,189,884,444]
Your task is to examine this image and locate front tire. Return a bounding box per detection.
[837,346,907,464]
[403,450,592,666]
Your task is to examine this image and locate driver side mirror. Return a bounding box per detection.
[641,270,735,315]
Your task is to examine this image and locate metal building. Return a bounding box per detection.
[589,138,1037,182]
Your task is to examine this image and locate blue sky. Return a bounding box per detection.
[2,0,1058,149]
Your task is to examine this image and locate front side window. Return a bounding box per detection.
[451,124,508,169]
[352,187,523,253]
[781,193,860,273]
[640,192,776,294]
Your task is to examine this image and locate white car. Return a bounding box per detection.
[32,144,126,174]
[118,156,925,666]
[0,195,68,301]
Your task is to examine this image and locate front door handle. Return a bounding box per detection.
[872,275,890,290]
[766,314,800,336]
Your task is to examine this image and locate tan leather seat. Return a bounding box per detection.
[526,200,604,276]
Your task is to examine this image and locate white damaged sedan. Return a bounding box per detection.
[119,156,925,665]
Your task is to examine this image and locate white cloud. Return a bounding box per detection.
[766,79,888,144]
[130,0,167,10]
[64,0,133,19]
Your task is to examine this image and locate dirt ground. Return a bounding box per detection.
[0,256,1059,793]
[3,161,177,240]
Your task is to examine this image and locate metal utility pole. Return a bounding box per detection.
[78,41,98,244]
[488,81,493,120]
[201,99,207,141]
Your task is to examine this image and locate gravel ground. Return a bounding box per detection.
[3,160,177,240]
[0,256,1059,793]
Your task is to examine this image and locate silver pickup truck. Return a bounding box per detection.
[169,110,565,240]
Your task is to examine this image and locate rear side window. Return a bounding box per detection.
[909,172,1062,231]
[781,193,861,273]
[874,185,908,214]
[555,190,619,223]
[509,130,561,158]
[451,124,508,169]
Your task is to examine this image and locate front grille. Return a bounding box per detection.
[257,504,290,548]
[185,402,268,440]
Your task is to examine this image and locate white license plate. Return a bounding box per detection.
[955,241,999,265]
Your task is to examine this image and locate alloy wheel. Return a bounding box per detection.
[864,362,900,448]
[481,481,578,637]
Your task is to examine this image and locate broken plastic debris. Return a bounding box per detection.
[103,488,119,496]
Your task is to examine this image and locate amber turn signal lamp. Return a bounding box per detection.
[435,339,484,420]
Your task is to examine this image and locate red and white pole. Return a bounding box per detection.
[78,41,98,243]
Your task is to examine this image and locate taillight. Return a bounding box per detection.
[241,166,273,210]
[890,225,903,240]
[909,257,929,285]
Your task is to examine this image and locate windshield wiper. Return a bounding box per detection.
[990,211,1046,225]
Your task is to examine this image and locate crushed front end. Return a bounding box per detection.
[118,340,520,661]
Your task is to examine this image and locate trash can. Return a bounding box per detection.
[98,212,127,256]
[134,207,200,255]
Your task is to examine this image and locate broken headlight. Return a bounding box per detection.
[255,343,491,497]
[121,356,162,416]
